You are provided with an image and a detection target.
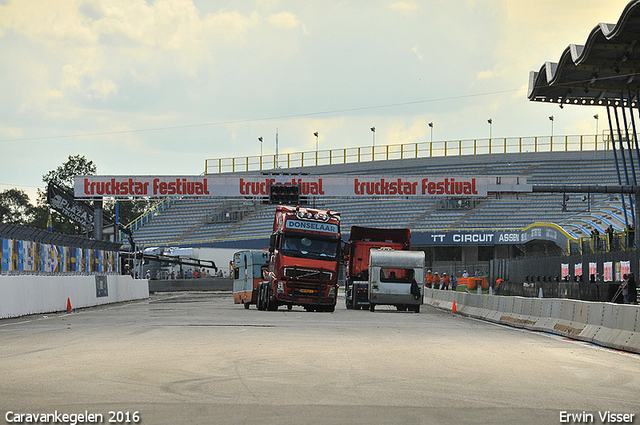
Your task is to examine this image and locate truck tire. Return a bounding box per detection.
[266,285,278,311]
[257,283,266,311]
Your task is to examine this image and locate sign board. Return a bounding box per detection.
[74,175,529,198]
[414,223,574,247]
[48,183,95,230]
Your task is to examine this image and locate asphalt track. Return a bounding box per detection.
[1,291,639,425]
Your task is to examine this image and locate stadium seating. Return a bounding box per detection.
[125,149,634,249]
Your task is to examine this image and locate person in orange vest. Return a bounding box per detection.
[495,278,504,294]
[442,273,450,290]
[425,270,433,288]
[433,272,441,289]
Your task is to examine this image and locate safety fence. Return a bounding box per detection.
[1,238,118,274]
[204,134,608,174]
[424,289,640,353]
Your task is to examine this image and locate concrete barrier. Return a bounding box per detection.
[424,289,640,354]
[0,274,149,319]
[148,277,232,293]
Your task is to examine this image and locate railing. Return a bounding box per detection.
[119,197,179,243]
[204,134,612,174]
[580,232,635,254]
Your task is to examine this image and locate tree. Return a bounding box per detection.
[33,154,98,235]
[42,154,97,190]
[0,188,34,225]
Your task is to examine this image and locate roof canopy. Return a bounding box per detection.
[528,0,640,106]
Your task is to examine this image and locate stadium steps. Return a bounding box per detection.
[446,201,487,229]
[218,204,272,240]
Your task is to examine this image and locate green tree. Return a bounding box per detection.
[0,188,34,225]
[32,154,98,235]
[42,154,97,191]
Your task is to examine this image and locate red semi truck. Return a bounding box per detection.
[256,205,342,312]
[344,226,411,309]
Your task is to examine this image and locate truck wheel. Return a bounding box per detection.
[369,303,375,312]
[257,283,266,311]
[266,285,278,311]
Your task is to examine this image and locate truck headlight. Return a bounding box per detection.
[277,281,284,293]
[328,286,336,297]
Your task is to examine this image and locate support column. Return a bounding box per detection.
[93,199,103,241]
[636,190,640,249]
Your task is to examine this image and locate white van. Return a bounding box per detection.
[368,248,424,312]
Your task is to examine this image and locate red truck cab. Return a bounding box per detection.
[345,226,411,309]
[257,205,342,312]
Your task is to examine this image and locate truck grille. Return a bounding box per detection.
[284,267,332,282]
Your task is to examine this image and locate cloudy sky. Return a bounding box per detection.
[0,0,632,202]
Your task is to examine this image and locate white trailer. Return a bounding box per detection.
[368,248,424,312]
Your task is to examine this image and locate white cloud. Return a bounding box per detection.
[266,12,299,30]
[389,1,420,13]
[411,45,423,61]
[0,0,635,191]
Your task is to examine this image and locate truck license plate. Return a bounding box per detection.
[299,289,315,293]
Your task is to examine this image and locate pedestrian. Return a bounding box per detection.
[495,278,504,295]
[433,272,441,290]
[462,270,469,278]
[426,270,433,288]
[451,274,458,291]
[442,273,450,290]
[621,274,630,304]
[145,270,151,280]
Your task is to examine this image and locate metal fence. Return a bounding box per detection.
[204,134,609,174]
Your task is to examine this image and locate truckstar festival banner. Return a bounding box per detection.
[75,175,528,198]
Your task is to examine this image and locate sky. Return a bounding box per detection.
[0,0,633,203]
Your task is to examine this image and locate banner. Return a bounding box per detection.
[48,183,95,230]
[74,175,529,198]
[416,223,574,247]
[621,260,630,277]
[561,263,569,279]
[574,263,582,277]
[604,261,613,282]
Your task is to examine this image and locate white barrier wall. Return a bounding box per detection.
[0,274,149,319]
[424,289,640,354]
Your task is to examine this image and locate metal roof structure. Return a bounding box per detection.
[528,0,640,106]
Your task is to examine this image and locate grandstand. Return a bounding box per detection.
[125,145,633,264]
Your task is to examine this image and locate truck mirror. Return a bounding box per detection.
[269,234,277,251]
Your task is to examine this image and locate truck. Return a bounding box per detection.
[232,250,270,309]
[256,205,342,312]
[344,226,411,310]
[368,248,424,313]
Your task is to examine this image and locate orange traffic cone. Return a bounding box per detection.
[452,300,457,313]
[66,298,72,312]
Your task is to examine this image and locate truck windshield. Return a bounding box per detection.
[281,235,339,260]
